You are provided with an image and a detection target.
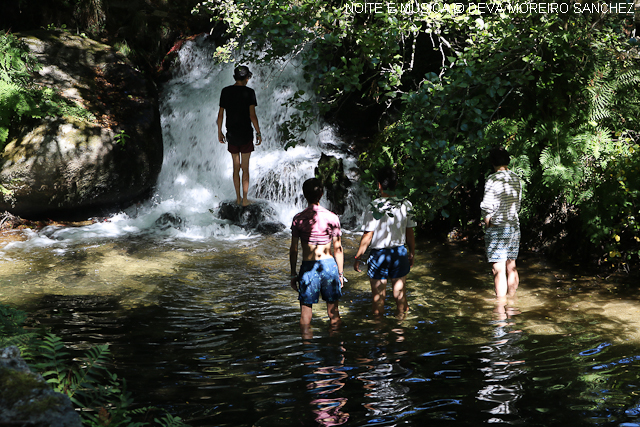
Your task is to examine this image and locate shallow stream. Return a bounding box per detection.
[1,233,640,426]
[1,35,639,426]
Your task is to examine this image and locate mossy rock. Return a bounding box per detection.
[0,346,82,426]
[0,30,163,219]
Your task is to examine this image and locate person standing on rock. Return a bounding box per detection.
[480,146,523,299]
[217,65,262,206]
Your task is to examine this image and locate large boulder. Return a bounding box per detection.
[0,346,82,426]
[0,30,163,219]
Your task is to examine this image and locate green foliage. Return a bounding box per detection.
[115,129,130,147]
[194,0,425,147]
[358,3,640,265]
[0,32,95,148]
[29,333,192,427]
[0,303,190,427]
[33,334,127,422]
[198,0,640,266]
[0,304,38,350]
[114,41,134,58]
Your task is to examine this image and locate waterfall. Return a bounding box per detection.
[2,35,368,247]
[154,36,368,238]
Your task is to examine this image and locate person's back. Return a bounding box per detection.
[219,85,256,138]
[480,169,521,228]
[365,197,414,250]
[216,65,262,206]
[289,178,344,335]
[291,204,341,259]
[354,166,416,317]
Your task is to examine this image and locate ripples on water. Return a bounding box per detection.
[2,233,640,426]
[2,36,639,426]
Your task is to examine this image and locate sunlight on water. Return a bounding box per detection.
[1,36,640,427]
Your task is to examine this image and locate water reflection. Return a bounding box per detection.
[477,298,526,423]
[302,337,349,426]
[358,325,413,424]
[5,234,640,425]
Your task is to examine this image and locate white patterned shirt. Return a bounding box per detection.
[480,169,522,227]
[363,198,416,249]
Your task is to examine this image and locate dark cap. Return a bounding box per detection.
[233,65,252,81]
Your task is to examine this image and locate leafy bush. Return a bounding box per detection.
[363,8,640,266]
[0,32,95,148]
[198,0,640,268]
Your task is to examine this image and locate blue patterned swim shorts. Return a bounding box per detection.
[485,225,520,262]
[367,246,410,280]
[297,258,342,305]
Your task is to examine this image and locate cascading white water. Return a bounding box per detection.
[154,36,368,238]
[1,35,368,248]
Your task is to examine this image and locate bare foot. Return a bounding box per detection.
[236,198,242,205]
[242,199,251,207]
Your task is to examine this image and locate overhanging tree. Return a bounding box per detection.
[196,0,640,267]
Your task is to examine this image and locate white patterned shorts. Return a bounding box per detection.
[485,225,520,262]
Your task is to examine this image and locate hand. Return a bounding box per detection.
[256,134,262,146]
[218,132,225,144]
[354,258,362,272]
[409,253,414,267]
[290,277,298,291]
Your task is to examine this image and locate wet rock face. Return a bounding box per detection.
[0,346,82,427]
[0,30,163,219]
[315,153,351,215]
[217,201,286,234]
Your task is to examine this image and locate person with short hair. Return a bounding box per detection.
[290,178,344,334]
[354,166,416,317]
[217,65,262,206]
[480,146,523,298]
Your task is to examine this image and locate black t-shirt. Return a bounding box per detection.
[219,85,257,143]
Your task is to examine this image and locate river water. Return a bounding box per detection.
[1,36,640,426]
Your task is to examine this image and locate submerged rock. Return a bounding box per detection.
[255,221,286,235]
[0,346,82,426]
[217,200,285,234]
[155,212,184,230]
[0,30,163,219]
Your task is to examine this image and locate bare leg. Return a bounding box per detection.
[492,260,507,297]
[370,278,387,316]
[231,153,242,204]
[240,152,251,206]
[326,302,341,327]
[506,259,519,296]
[300,303,313,327]
[391,276,408,316]
[300,323,312,341]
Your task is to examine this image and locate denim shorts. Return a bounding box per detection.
[297,258,342,305]
[485,225,520,262]
[367,246,410,280]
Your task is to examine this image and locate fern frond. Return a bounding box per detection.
[66,344,111,399]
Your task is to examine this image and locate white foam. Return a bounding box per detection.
[1,36,368,251]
